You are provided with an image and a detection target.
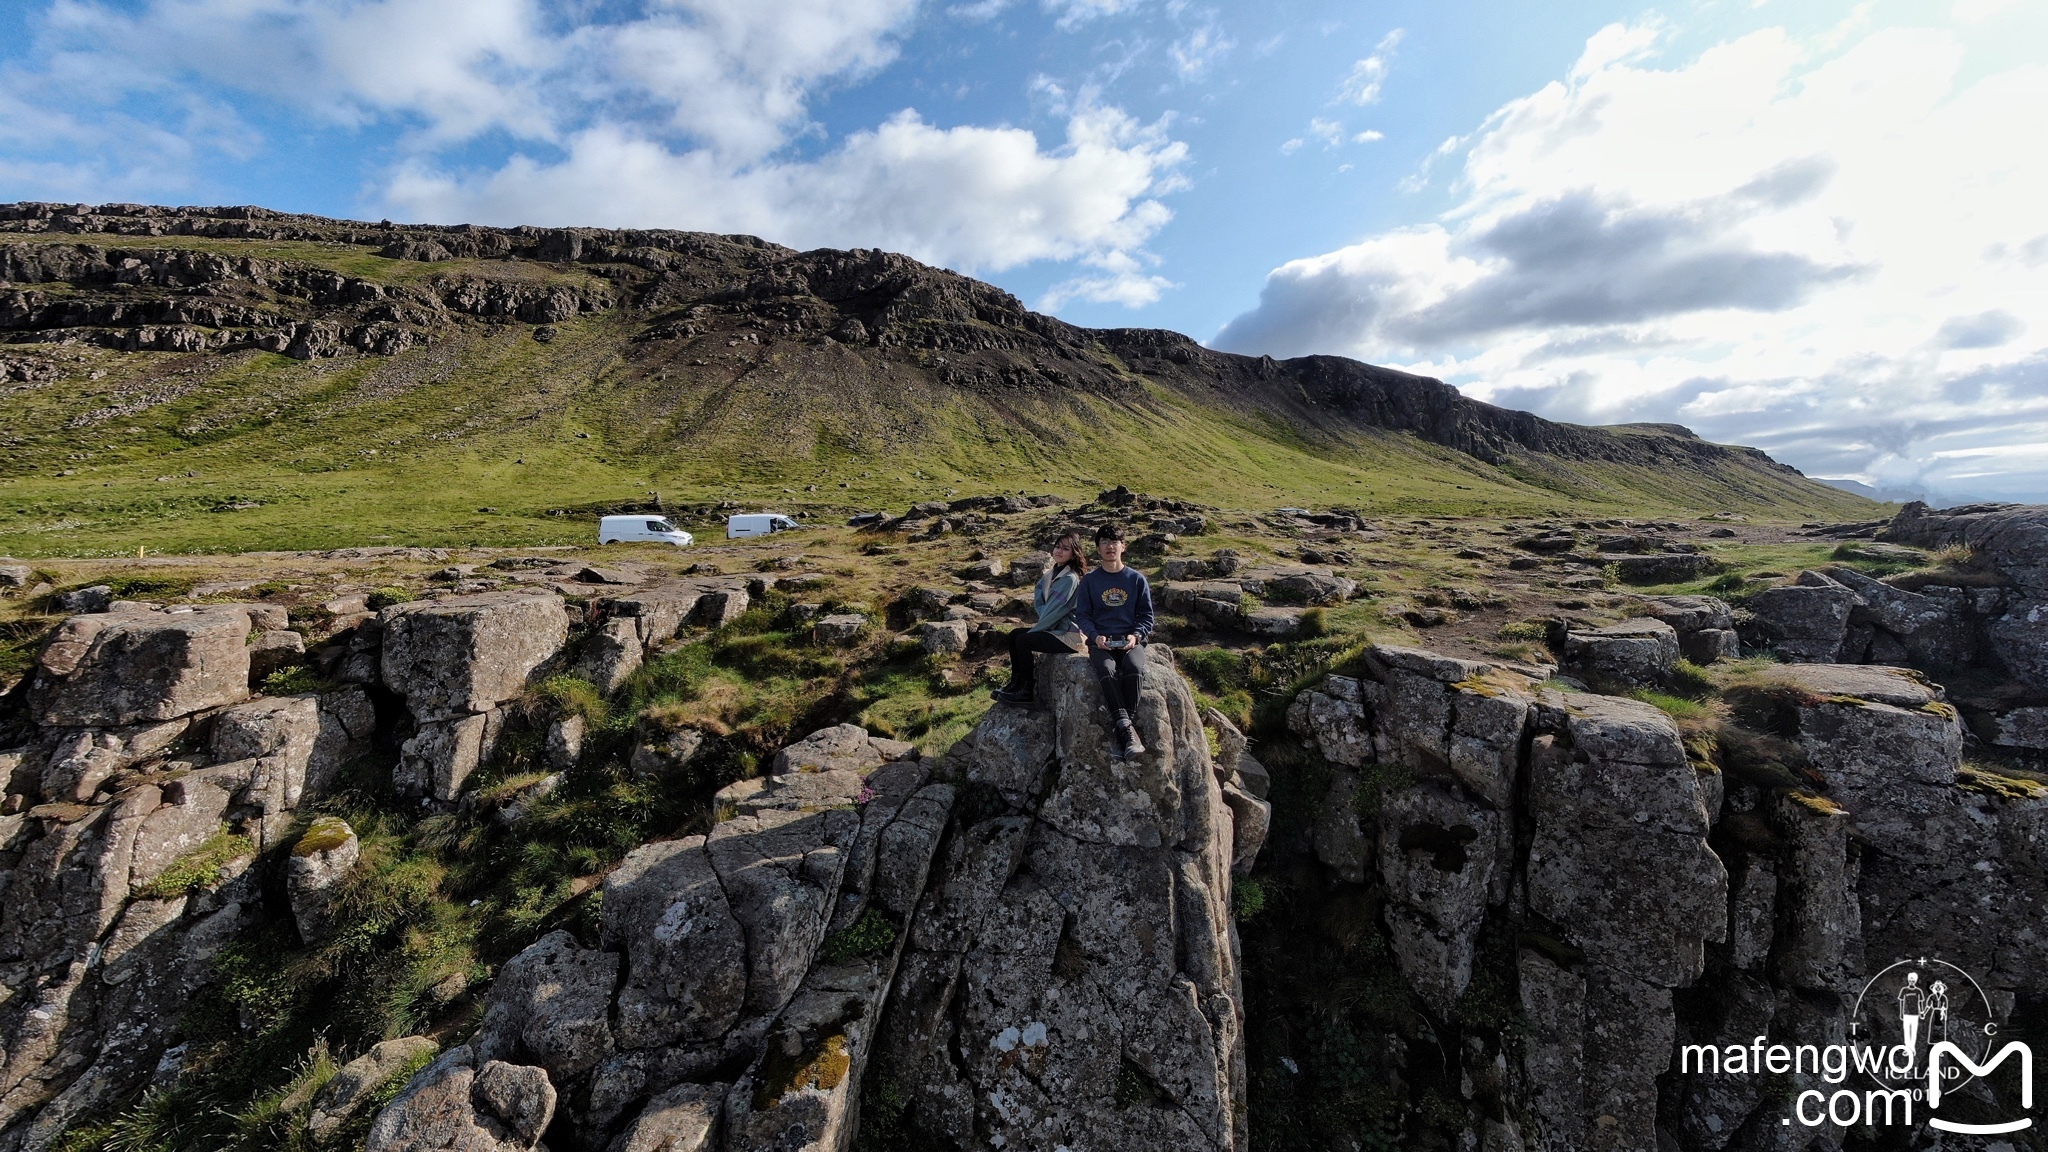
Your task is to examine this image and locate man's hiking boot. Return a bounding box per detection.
[994,684,1034,705]
[1117,720,1146,759]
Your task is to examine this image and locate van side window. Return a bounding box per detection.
[647,521,668,532]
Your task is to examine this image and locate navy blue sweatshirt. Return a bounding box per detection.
[1075,565,1156,642]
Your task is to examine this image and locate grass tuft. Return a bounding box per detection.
[136,829,256,900]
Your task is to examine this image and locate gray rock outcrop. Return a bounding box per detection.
[367,647,1246,1151]
[382,591,568,799]
[0,602,379,1152]
[1883,499,2048,688]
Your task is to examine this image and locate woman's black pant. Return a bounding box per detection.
[1087,644,1143,718]
[1006,628,1076,689]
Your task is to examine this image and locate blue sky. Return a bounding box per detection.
[2,0,2045,499]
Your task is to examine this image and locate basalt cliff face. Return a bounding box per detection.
[3,506,2047,1152]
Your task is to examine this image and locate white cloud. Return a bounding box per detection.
[1038,250,1174,310]
[387,106,1187,276]
[1216,20,2048,499]
[1952,0,2021,23]
[1339,28,1403,105]
[15,0,918,162]
[1171,25,1234,79]
[0,0,1188,309]
[1043,0,1139,28]
[32,0,561,145]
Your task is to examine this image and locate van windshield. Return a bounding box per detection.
[773,517,799,529]
[648,520,677,533]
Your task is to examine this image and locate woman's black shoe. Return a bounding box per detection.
[994,685,1035,704]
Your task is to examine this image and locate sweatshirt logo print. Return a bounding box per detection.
[1101,588,1129,607]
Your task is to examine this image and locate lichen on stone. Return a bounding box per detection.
[293,815,354,857]
[1785,789,1846,816]
[754,1033,851,1111]
[1957,765,2048,801]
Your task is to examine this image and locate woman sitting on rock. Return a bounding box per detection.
[1073,523,1155,760]
[993,530,1089,705]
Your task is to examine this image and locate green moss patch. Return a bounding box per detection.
[820,908,897,963]
[137,829,256,899]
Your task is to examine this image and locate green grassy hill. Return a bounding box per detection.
[0,204,1880,556]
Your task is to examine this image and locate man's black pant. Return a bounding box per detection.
[1006,627,1076,690]
[1087,643,1143,719]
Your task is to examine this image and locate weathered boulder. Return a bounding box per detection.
[1638,595,1742,663]
[1606,552,1716,584]
[811,613,867,645]
[38,720,186,802]
[1154,580,1246,629]
[1221,783,1270,874]
[397,712,494,802]
[1267,568,1356,605]
[575,617,644,694]
[381,591,568,721]
[287,816,358,945]
[772,723,886,776]
[628,726,705,778]
[247,628,307,684]
[545,712,585,769]
[1882,500,2048,597]
[56,584,113,613]
[610,1081,722,1152]
[602,836,750,1050]
[1637,595,1734,634]
[919,619,968,654]
[202,692,360,845]
[474,931,620,1082]
[1241,605,1306,638]
[694,587,750,628]
[603,583,707,645]
[1820,564,1979,669]
[36,606,254,727]
[1741,571,1861,662]
[366,1049,555,1152]
[1562,617,1679,687]
[308,1036,439,1139]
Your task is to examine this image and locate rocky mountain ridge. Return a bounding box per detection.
[0,202,1832,506]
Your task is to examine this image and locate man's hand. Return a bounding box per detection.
[1124,634,1138,648]
[1089,634,1105,649]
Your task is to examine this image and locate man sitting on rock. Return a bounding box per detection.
[1074,523,1156,760]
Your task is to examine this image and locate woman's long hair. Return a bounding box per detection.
[1050,529,1088,578]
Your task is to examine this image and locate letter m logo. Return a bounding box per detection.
[1928,1041,2033,1135]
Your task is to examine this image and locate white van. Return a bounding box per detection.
[727,513,802,539]
[598,515,694,547]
